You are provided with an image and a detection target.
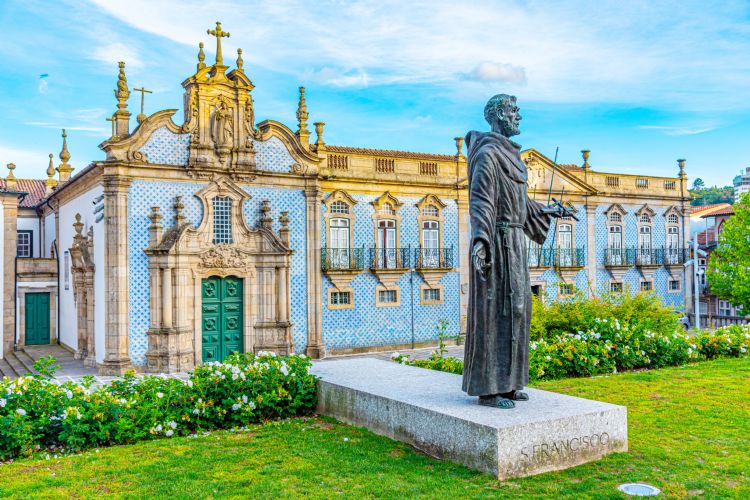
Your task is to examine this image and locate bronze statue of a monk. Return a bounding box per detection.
[462,94,565,409]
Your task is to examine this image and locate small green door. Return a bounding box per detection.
[25,292,50,345]
[202,276,243,362]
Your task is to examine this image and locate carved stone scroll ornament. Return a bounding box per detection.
[198,245,251,271]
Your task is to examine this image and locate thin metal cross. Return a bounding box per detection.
[207,21,230,66]
[133,86,152,124]
[105,116,115,137]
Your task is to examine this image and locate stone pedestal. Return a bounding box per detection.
[312,358,627,480]
[146,327,195,373]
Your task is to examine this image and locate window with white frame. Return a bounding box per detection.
[640,280,653,292]
[667,213,679,225]
[669,279,681,292]
[380,203,395,215]
[423,288,441,302]
[330,200,349,214]
[212,196,233,244]
[378,289,398,303]
[638,225,652,262]
[719,300,732,316]
[422,220,440,267]
[329,218,350,268]
[559,283,574,296]
[666,226,680,263]
[558,223,573,265]
[17,230,32,258]
[330,291,351,306]
[639,213,651,224]
[423,204,439,217]
[609,212,622,223]
[377,219,397,268]
[610,282,623,293]
[608,225,623,264]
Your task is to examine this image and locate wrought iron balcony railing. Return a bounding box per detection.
[604,247,689,267]
[528,247,585,268]
[370,247,411,270]
[414,246,454,270]
[322,247,366,272]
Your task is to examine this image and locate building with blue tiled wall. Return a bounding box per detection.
[0,24,691,375]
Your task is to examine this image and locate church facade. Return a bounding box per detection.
[0,24,691,374]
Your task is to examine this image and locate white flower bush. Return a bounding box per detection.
[0,352,317,460]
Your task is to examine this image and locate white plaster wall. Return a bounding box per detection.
[44,212,56,258]
[17,215,41,258]
[57,185,103,353]
[0,201,4,359]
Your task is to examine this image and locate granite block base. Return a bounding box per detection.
[312,358,627,479]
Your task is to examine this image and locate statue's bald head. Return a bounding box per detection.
[484,94,521,138]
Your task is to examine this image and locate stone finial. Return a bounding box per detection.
[279,211,291,246]
[57,129,74,183]
[148,206,163,245]
[454,137,465,159]
[73,213,84,242]
[45,153,57,193]
[236,48,244,71]
[314,122,325,150]
[174,196,185,225]
[677,158,687,179]
[197,42,206,70]
[5,163,16,190]
[296,87,311,148]
[261,199,273,228]
[581,150,591,170]
[86,226,94,252]
[113,62,131,137]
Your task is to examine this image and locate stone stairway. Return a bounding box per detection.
[0,350,38,379]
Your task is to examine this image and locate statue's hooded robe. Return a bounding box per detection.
[462,131,552,396]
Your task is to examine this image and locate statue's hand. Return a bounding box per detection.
[472,242,491,279]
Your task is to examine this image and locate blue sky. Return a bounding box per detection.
[1,0,749,186]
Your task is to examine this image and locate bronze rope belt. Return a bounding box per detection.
[496,221,523,377]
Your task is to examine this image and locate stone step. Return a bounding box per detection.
[16,350,38,375]
[0,357,19,379]
[3,352,31,378]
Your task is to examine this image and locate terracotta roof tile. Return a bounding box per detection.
[0,178,48,207]
[701,205,734,217]
[689,203,729,215]
[325,145,455,162]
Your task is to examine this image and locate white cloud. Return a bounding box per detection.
[461,62,527,85]
[86,0,750,110]
[90,42,144,68]
[0,144,53,178]
[639,124,719,136]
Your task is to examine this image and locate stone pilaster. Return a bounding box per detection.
[586,203,598,296]
[100,175,133,375]
[305,183,325,358]
[1,195,19,356]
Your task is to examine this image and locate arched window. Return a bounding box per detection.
[330,201,349,214]
[609,212,622,223]
[381,203,395,215]
[667,213,678,225]
[212,196,233,244]
[423,205,439,217]
[639,213,651,224]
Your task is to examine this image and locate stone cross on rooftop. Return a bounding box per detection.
[207,21,230,66]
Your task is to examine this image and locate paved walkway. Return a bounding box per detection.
[1,343,465,382]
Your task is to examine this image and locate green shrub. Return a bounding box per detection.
[0,352,316,461]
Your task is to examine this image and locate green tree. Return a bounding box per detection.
[707,193,750,312]
[692,178,705,190]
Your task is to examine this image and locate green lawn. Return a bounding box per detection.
[1,357,749,499]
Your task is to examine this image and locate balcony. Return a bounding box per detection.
[322,247,365,272]
[414,246,454,270]
[369,247,411,271]
[528,247,585,268]
[604,247,689,267]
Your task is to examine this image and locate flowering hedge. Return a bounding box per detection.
[394,324,750,381]
[0,352,316,461]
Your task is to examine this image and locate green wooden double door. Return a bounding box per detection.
[201,276,243,362]
[25,292,50,345]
